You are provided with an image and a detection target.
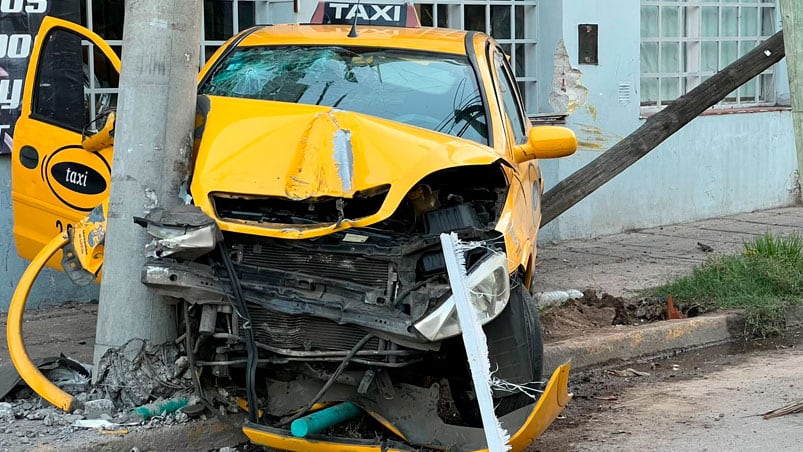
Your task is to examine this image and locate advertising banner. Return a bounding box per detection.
[0,0,51,154]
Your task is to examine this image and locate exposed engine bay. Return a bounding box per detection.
[137,163,545,446]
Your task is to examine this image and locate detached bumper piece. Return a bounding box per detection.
[242,362,571,451]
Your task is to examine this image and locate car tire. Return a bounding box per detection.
[448,283,544,425]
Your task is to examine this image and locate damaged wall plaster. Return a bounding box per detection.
[548,40,589,115]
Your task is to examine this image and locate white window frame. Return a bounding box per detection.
[640,0,777,112]
[82,0,123,122]
[199,0,277,66]
[414,0,538,113]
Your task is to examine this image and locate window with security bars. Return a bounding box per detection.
[415,0,538,113]
[79,0,287,120]
[201,1,297,65]
[640,0,777,109]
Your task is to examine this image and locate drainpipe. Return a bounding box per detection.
[781,0,803,199]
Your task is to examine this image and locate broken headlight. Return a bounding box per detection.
[135,206,221,260]
[413,252,510,341]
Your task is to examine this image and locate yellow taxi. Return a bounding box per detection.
[11,2,575,450]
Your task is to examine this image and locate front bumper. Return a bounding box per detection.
[242,362,572,451]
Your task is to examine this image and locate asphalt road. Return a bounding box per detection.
[531,330,803,451]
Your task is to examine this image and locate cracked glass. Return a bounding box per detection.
[201,46,489,144]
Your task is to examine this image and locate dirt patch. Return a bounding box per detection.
[530,330,803,451]
[540,290,677,341]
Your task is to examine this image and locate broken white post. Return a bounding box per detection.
[440,232,510,452]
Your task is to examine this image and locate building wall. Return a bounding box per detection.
[539,110,799,241]
[536,0,799,241]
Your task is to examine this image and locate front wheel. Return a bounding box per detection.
[449,283,544,425]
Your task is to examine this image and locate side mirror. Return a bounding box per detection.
[512,125,577,163]
[82,111,115,153]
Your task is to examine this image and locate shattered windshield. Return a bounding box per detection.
[201,46,488,144]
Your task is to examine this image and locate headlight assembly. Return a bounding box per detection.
[413,251,510,341]
[135,205,221,260]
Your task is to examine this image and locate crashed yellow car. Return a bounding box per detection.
[11,3,574,451]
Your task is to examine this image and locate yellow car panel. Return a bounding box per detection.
[239,24,470,56]
[191,96,503,240]
[11,16,119,269]
[241,362,572,452]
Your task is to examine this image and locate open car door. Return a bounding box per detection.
[11,17,119,269]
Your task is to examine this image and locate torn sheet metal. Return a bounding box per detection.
[134,205,221,259]
[332,127,354,193]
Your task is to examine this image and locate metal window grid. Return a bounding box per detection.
[79,1,540,116]
[415,0,538,113]
[80,0,276,121]
[641,0,776,109]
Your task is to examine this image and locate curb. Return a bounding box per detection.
[544,305,803,374]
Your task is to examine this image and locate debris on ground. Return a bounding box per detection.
[540,289,686,340]
[94,338,192,409]
[697,242,714,253]
[667,294,684,320]
[0,356,90,401]
[607,368,650,378]
[0,339,227,452]
[762,398,803,419]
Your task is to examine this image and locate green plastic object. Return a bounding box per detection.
[132,397,189,420]
[290,401,362,438]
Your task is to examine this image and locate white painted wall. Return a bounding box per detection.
[536,0,799,241]
[539,111,799,241]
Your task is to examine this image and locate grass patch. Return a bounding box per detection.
[653,233,803,337]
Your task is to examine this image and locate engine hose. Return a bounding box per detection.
[6,232,80,412]
[280,333,374,427]
[218,243,259,423]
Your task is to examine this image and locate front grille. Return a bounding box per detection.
[212,185,390,225]
[248,306,380,352]
[240,244,390,289]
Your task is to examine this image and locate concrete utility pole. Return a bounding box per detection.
[93,0,202,368]
[780,1,803,197]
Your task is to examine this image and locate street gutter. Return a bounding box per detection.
[544,305,803,374]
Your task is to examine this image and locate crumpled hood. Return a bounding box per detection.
[190,96,502,238]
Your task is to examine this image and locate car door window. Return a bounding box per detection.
[493,50,528,145]
[32,28,118,133]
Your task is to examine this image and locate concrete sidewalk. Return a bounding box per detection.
[534,205,803,297]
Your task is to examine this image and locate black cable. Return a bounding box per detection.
[218,243,260,423]
[280,333,374,426]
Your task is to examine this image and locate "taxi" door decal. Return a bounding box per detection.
[45,145,110,210]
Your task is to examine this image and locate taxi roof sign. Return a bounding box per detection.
[310,1,420,28]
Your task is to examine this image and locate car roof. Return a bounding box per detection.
[239,24,472,56]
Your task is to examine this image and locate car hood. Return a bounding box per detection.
[190,95,503,239]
